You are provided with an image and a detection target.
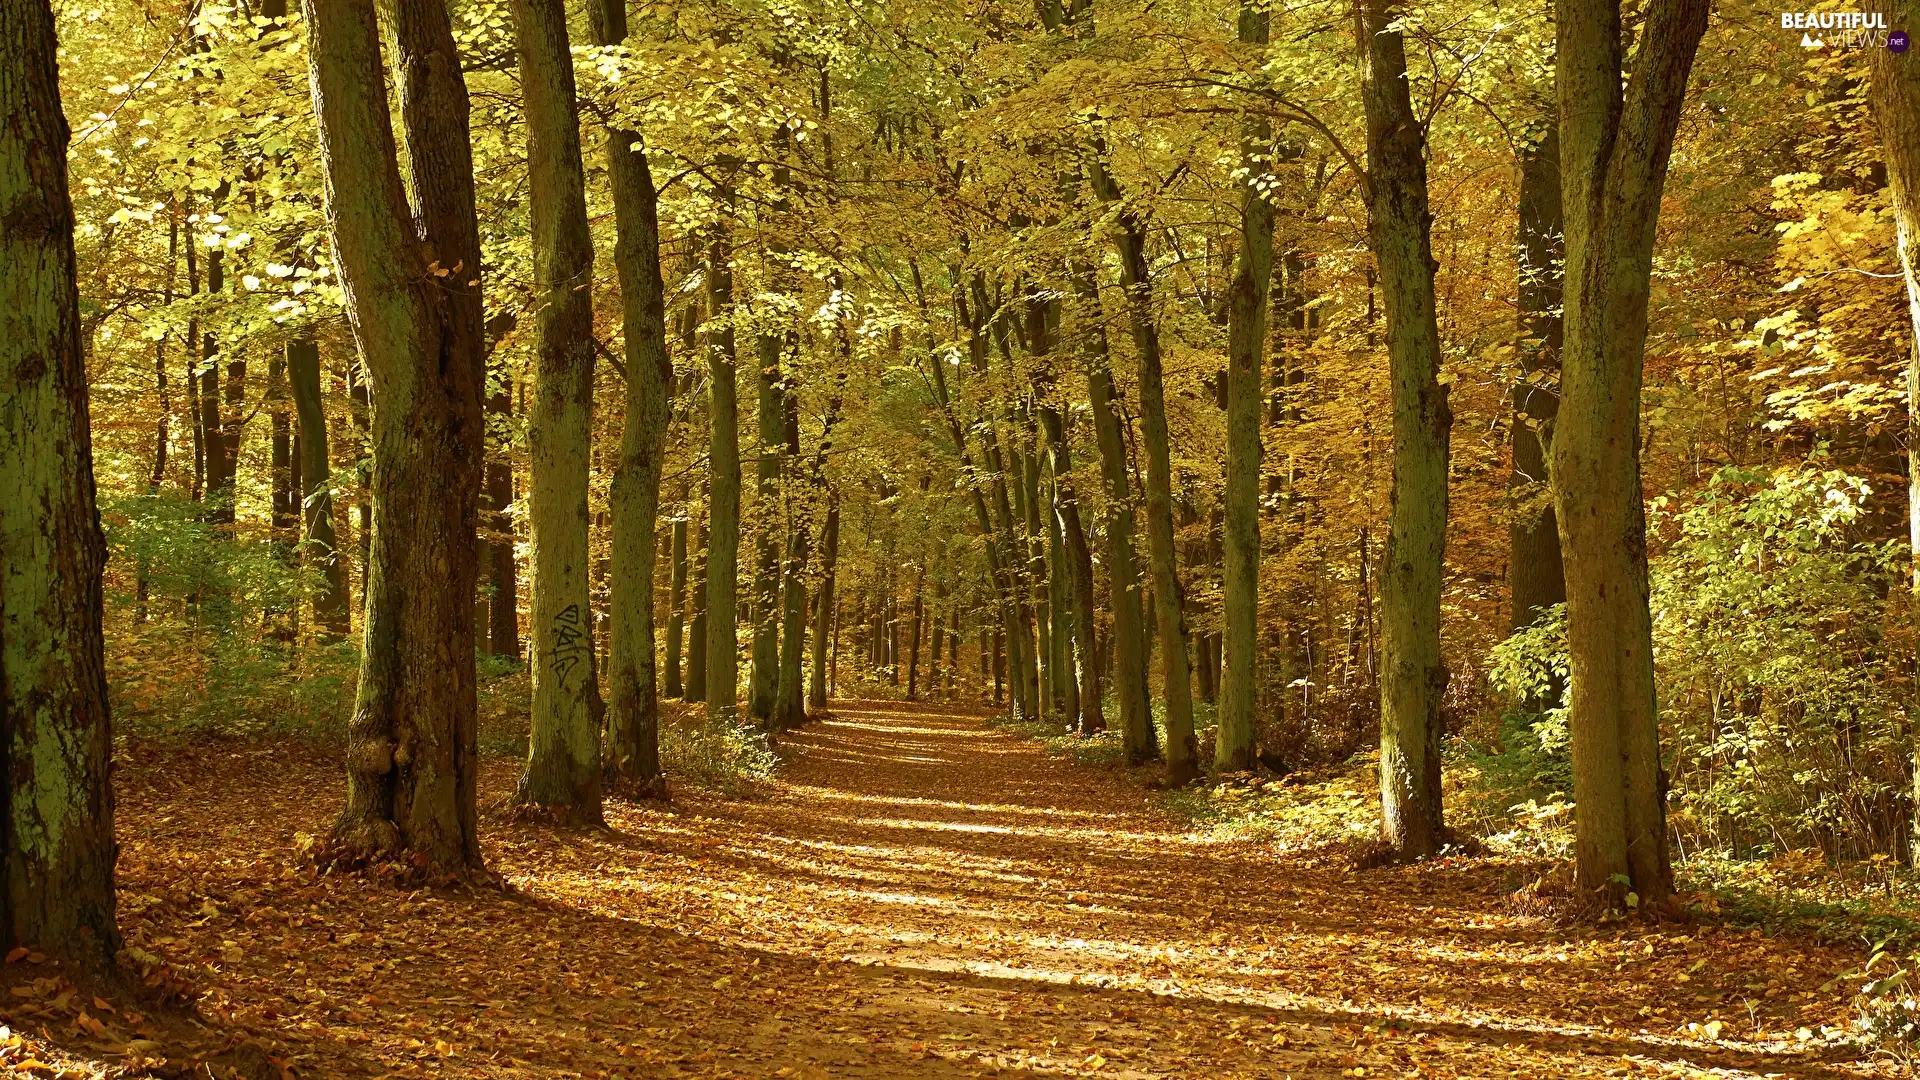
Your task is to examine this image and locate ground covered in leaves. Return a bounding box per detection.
[1,702,1897,1078]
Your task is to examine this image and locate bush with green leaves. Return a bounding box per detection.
[1480,465,1909,862]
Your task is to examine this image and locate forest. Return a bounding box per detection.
[5,0,1920,1072]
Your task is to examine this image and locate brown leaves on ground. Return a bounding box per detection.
[0,703,1896,1078]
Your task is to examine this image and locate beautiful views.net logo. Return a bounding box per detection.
[1779,10,1908,49]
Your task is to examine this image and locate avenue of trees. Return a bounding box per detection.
[6,0,1920,961]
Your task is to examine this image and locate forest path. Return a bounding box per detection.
[96,701,1881,1079]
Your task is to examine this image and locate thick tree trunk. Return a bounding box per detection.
[1552,0,1707,905]
[512,0,603,820]
[1091,166,1197,782]
[306,0,485,870]
[1077,271,1156,763]
[1360,0,1452,860]
[289,336,351,639]
[809,502,839,712]
[588,0,671,793]
[705,236,743,721]
[0,0,118,959]
[1509,126,1567,634]
[1218,0,1273,773]
[1869,0,1920,855]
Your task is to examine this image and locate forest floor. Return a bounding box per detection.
[1,701,1898,1079]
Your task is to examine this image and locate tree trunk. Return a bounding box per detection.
[809,501,839,712]
[0,0,118,959]
[1077,270,1156,763]
[687,517,708,704]
[1218,0,1273,774]
[1509,125,1567,634]
[666,513,687,698]
[775,386,810,731]
[289,335,350,639]
[512,0,603,820]
[749,332,783,726]
[1090,164,1197,782]
[705,235,743,722]
[305,0,486,870]
[1040,404,1105,735]
[1552,0,1707,905]
[907,571,925,699]
[1359,0,1452,860]
[1869,0,1920,855]
[588,0,671,793]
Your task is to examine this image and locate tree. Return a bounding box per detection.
[1869,0,1919,848]
[304,0,485,869]
[288,336,350,639]
[706,234,743,722]
[591,0,673,793]
[0,0,118,961]
[1508,124,1566,635]
[1551,0,1709,904]
[1217,0,1273,774]
[1358,0,1451,860]
[513,0,603,820]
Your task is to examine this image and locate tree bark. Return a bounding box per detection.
[1552,0,1707,904]
[289,336,350,639]
[809,501,839,712]
[0,0,118,960]
[666,513,687,698]
[749,332,783,726]
[589,0,672,792]
[1090,165,1196,781]
[1218,0,1274,773]
[1868,0,1920,854]
[1359,0,1452,859]
[1077,270,1156,763]
[1039,404,1104,735]
[687,516,708,704]
[511,0,603,820]
[705,236,743,722]
[306,0,485,869]
[1509,125,1567,634]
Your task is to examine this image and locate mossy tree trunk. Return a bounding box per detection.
[512,0,603,820]
[589,0,671,793]
[1509,125,1567,635]
[1869,0,1920,853]
[1077,270,1155,763]
[1552,0,1707,905]
[305,0,486,870]
[289,336,350,639]
[705,236,743,722]
[0,0,118,961]
[1218,0,1272,774]
[1359,0,1452,860]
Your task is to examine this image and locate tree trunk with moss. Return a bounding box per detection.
[1077,271,1155,764]
[511,0,602,821]
[1509,125,1566,635]
[588,0,671,793]
[1552,0,1707,905]
[1359,0,1452,860]
[706,236,743,722]
[305,0,486,869]
[0,0,118,960]
[1218,0,1272,774]
[289,336,350,639]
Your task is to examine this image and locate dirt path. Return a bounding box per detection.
[28,701,1887,1078]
